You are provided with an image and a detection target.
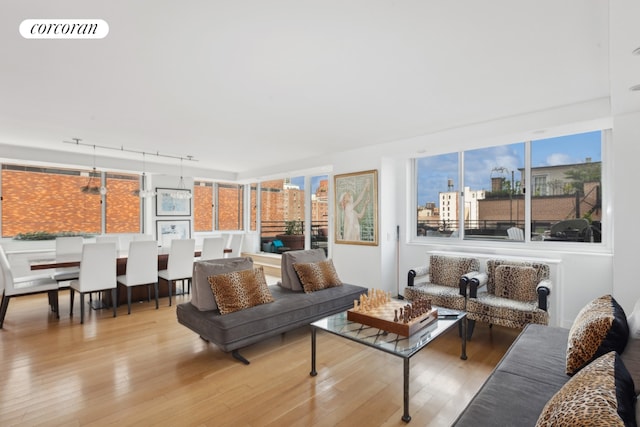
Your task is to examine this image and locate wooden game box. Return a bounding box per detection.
[347,299,438,337]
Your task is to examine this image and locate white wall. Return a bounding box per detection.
[612,112,640,315]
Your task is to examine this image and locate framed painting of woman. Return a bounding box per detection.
[334,169,378,246]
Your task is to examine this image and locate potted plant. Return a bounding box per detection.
[275,220,305,250]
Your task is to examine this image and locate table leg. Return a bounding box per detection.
[310,326,317,377]
[402,357,411,422]
[461,317,468,360]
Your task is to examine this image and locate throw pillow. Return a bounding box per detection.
[494,265,538,302]
[566,294,629,375]
[536,351,636,427]
[292,259,343,293]
[208,266,274,315]
[191,257,254,311]
[279,248,327,291]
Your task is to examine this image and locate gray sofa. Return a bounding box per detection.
[454,323,640,426]
[176,250,367,364]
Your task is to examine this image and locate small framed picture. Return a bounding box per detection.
[156,220,191,245]
[156,188,191,216]
[334,169,378,246]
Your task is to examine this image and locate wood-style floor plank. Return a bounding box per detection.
[0,292,518,426]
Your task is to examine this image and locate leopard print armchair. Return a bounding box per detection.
[405,255,480,311]
[465,259,552,339]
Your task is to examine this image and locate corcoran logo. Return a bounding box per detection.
[19,19,109,39]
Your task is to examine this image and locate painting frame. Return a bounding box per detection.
[334,169,378,246]
[156,187,191,216]
[156,219,191,244]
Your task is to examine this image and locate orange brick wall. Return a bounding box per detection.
[2,169,139,236]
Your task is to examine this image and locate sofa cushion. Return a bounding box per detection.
[293,259,342,293]
[429,255,480,288]
[279,249,326,291]
[208,266,274,315]
[494,265,538,302]
[191,257,254,311]
[566,294,629,375]
[536,351,636,427]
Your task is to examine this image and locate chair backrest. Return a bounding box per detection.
[429,255,480,287]
[56,236,84,259]
[486,259,550,294]
[77,242,117,292]
[0,245,13,296]
[201,237,225,261]
[125,240,158,285]
[133,234,155,241]
[226,234,244,258]
[507,227,524,241]
[166,239,196,279]
[96,235,122,250]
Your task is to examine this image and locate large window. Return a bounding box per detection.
[193,181,244,232]
[414,130,603,243]
[259,177,305,249]
[1,164,140,237]
[416,153,458,237]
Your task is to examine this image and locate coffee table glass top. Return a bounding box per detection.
[311,307,465,359]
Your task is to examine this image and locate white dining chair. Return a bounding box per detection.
[69,242,117,324]
[51,236,84,283]
[133,234,155,241]
[225,233,244,258]
[158,238,195,306]
[117,240,158,314]
[201,237,225,261]
[0,245,60,328]
[96,235,122,249]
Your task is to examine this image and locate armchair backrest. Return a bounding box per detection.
[486,259,550,295]
[429,255,480,287]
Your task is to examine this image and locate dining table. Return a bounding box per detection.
[30,247,230,307]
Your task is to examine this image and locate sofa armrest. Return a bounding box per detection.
[468,272,488,298]
[537,279,552,311]
[407,265,429,287]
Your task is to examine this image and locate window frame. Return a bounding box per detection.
[411,129,611,253]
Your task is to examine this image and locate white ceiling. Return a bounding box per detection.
[1,1,639,180]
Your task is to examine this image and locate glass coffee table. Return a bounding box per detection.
[310,306,467,423]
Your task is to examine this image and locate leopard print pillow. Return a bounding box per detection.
[494,265,538,302]
[208,266,274,315]
[293,259,343,293]
[566,295,629,375]
[536,351,636,427]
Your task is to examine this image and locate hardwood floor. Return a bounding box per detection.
[0,292,519,426]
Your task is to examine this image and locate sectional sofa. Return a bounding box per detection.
[454,295,640,426]
[176,250,367,364]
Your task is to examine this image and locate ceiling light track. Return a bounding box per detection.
[63,138,198,163]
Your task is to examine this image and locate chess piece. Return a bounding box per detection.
[394,309,398,322]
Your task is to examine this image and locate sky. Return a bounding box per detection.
[417,130,602,206]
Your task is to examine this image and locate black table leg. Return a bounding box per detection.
[310,326,317,377]
[402,357,411,422]
[461,317,468,360]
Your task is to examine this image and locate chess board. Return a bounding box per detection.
[347,299,438,337]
